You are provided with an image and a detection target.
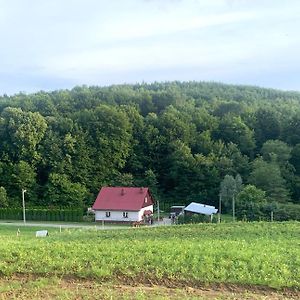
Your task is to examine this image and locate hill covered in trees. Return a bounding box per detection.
[0,81,300,215]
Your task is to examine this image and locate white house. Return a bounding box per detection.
[92,187,154,223]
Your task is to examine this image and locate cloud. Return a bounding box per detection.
[1,0,300,94]
[91,11,256,42]
[40,9,257,75]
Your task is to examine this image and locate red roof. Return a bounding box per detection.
[92,187,154,211]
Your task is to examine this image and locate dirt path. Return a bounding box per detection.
[0,276,299,300]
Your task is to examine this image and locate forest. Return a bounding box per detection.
[0,81,300,218]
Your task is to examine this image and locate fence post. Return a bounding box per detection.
[271,211,274,222]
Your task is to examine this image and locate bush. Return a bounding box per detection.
[236,202,300,221]
[272,203,300,221]
[178,213,211,224]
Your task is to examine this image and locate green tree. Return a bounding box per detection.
[45,173,87,207]
[236,185,267,221]
[0,186,8,207]
[11,161,37,204]
[261,140,295,199]
[76,105,132,192]
[282,115,300,145]
[261,140,291,166]
[157,105,196,146]
[0,107,47,163]
[143,169,159,199]
[213,101,245,117]
[121,105,145,175]
[164,140,195,199]
[249,158,290,202]
[214,115,255,155]
[290,144,300,175]
[253,108,280,148]
[220,175,236,213]
[112,173,134,187]
[237,185,266,204]
[220,174,243,220]
[235,174,243,194]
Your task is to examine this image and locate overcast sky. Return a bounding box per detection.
[1,0,300,95]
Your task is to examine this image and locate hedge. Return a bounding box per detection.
[0,208,83,222]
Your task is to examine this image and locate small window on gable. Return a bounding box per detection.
[145,197,148,203]
[123,212,128,218]
[106,211,111,218]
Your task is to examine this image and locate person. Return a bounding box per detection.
[171,213,175,224]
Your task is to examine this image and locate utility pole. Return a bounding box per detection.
[22,189,27,224]
[218,194,222,223]
[157,200,160,222]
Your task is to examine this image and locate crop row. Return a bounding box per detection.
[0,222,299,289]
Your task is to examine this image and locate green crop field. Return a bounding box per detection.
[0,222,299,299]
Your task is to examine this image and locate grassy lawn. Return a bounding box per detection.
[0,221,299,299]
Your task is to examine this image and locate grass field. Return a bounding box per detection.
[0,222,299,299]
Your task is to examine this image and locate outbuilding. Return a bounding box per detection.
[184,202,218,220]
[92,187,154,223]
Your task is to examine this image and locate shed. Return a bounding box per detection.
[184,202,218,216]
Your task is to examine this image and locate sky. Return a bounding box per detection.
[1,0,300,95]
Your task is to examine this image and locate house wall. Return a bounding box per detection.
[95,205,153,222]
[95,210,138,222]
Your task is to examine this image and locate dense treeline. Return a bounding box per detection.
[1,81,300,212]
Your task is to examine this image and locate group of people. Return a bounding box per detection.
[144,214,154,225]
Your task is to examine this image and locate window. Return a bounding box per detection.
[145,197,148,203]
[105,211,111,218]
[123,212,128,218]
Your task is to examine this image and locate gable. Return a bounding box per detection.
[142,191,154,208]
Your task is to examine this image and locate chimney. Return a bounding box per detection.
[121,188,125,195]
[139,187,143,193]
